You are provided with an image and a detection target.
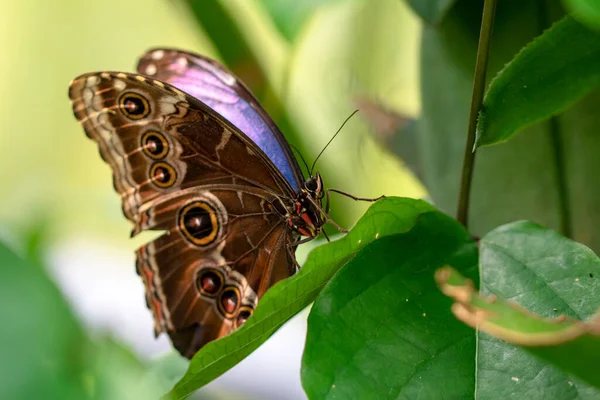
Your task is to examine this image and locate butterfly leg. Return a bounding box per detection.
[306,192,349,234]
[287,236,318,270]
[326,188,385,207]
[321,189,384,234]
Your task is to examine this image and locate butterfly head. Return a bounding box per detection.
[288,173,326,238]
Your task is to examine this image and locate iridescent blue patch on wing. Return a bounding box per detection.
[138,51,303,191]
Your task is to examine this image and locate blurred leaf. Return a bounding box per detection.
[358,101,421,181]
[182,0,269,91]
[474,221,600,398]
[261,0,348,40]
[180,0,424,229]
[418,1,600,253]
[183,1,252,66]
[301,211,478,399]
[90,338,165,399]
[182,0,288,93]
[0,0,210,242]
[354,96,422,179]
[564,0,600,29]
[438,267,600,390]
[284,0,424,224]
[476,16,600,147]
[166,198,435,399]
[144,353,191,394]
[354,96,413,138]
[0,242,88,399]
[405,0,457,24]
[0,240,164,400]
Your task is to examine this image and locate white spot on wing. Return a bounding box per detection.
[159,95,178,115]
[216,129,232,152]
[177,57,188,69]
[160,102,176,115]
[113,79,126,91]
[82,88,93,105]
[86,76,100,86]
[145,64,157,75]
[151,50,165,60]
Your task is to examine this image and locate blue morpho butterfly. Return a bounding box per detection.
[69,48,380,358]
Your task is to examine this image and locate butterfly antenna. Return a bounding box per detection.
[310,110,359,176]
[290,143,311,177]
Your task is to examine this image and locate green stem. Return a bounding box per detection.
[536,0,572,237]
[456,0,498,227]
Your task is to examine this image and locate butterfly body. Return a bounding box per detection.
[69,50,326,358]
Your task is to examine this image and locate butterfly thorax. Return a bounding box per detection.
[286,173,326,238]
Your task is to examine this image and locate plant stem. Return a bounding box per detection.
[536,0,572,238]
[456,0,498,227]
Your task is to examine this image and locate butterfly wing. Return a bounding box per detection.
[135,187,292,357]
[137,48,304,191]
[69,72,297,357]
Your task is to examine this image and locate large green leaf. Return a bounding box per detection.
[475,222,600,398]
[301,211,478,399]
[166,198,435,399]
[0,243,89,399]
[564,0,600,29]
[476,16,600,147]
[417,0,600,252]
[90,338,168,400]
[0,241,163,399]
[437,267,600,390]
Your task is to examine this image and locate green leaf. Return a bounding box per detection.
[0,242,89,400]
[0,240,162,400]
[474,221,600,398]
[90,338,167,399]
[183,0,288,89]
[405,0,457,24]
[476,16,600,147]
[261,0,347,41]
[418,2,600,253]
[166,197,435,399]
[564,0,600,29]
[437,267,600,390]
[301,211,478,399]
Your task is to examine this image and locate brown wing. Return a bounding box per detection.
[135,186,294,358]
[69,72,294,222]
[69,72,297,357]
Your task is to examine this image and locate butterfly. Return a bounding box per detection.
[69,48,378,359]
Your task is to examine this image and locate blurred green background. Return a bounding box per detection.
[0,0,423,398]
